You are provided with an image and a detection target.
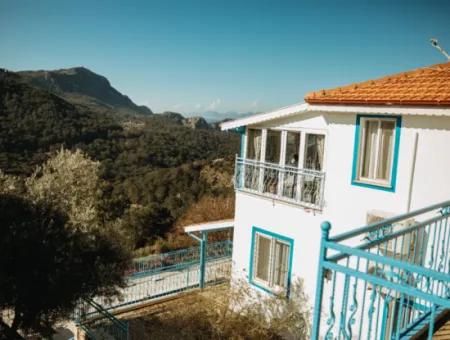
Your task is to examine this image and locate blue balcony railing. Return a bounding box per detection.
[234,157,325,210]
[312,200,450,339]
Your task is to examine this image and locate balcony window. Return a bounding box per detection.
[352,115,401,191]
[245,129,262,191]
[285,132,300,167]
[304,134,325,171]
[246,128,262,160]
[283,132,301,199]
[301,134,325,204]
[263,130,282,194]
[236,128,326,209]
[250,227,293,294]
[265,130,281,164]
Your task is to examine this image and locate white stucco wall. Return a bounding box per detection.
[231,110,450,308]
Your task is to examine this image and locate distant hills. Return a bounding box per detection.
[14,66,254,126]
[188,111,253,123]
[18,67,152,116]
[160,112,211,129]
[0,68,239,174]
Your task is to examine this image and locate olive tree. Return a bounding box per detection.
[26,148,102,231]
[0,194,130,339]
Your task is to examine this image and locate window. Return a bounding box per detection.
[304,134,325,171]
[283,132,301,199]
[246,129,262,160]
[240,128,326,207]
[245,129,263,191]
[301,134,325,204]
[250,227,293,294]
[285,132,300,167]
[265,130,282,164]
[263,130,282,194]
[352,115,401,191]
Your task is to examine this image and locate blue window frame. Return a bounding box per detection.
[249,226,294,297]
[351,114,402,192]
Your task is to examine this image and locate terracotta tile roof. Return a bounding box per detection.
[305,62,450,106]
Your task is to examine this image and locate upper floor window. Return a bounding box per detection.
[239,127,326,208]
[304,134,325,171]
[285,131,300,167]
[265,130,282,164]
[352,115,401,191]
[247,128,262,160]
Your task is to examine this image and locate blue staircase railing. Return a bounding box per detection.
[312,200,450,340]
[75,298,129,340]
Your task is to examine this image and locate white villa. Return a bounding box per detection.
[74,62,450,339]
[220,61,450,309]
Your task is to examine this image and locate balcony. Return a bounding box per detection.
[312,200,450,339]
[234,157,325,210]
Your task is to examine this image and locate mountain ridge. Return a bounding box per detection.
[17,66,152,116]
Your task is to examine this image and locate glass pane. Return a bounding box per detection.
[273,241,290,288]
[376,121,395,181]
[265,130,281,164]
[255,235,271,282]
[247,129,262,160]
[304,134,325,171]
[360,120,378,179]
[285,132,300,167]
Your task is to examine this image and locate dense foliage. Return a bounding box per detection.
[0,194,130,339]
[0,69,239,253]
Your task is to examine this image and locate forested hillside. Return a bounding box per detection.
[0,68,239,254]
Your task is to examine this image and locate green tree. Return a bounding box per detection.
[0,194,130,339]
[26,148,102,231]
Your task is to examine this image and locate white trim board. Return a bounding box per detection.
[220,103,450,131]
[183,219,234,233]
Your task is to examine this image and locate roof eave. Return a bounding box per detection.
[220,103,309,131]
[305,99,450,106]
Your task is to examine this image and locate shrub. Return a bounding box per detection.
[134,279,311,339]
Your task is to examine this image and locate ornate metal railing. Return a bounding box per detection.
[127,240,233,278]
[234,157,325,210]
[312,200,450,340]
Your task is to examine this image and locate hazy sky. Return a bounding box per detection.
[0,0,449,114]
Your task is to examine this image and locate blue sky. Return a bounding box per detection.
[0,0,449,115]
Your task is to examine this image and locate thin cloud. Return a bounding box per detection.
[206,98,222,111]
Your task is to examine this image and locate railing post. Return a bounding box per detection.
[199,231,207,289]
[311,221,331,340]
